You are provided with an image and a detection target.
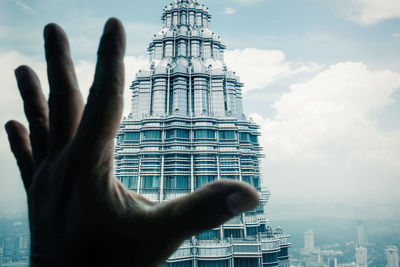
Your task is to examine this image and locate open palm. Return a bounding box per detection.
[5,18,259,267]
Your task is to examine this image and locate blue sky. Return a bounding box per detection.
[0,0,400,210]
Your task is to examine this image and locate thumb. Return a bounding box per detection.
[154,180,259,241]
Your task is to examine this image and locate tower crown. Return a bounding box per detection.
[131,0,243,119]
[162,0,211,29]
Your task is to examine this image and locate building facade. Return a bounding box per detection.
[304,230,315,254]
[0,218,29,266]
[386,246,399,267]
[356,221,367,248]
[327,257,337,267]
[356,247,367,267]
[114,0,291,266]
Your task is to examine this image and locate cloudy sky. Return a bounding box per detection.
[0,0,400,210]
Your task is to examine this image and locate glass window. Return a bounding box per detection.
[195,168,216,172]
[177,42,187,57]
[220,155,236,159]
[219,161,237,166]
[239,133,250,141]
[120,176,138,190]
[220,175,239,180]
[203,43,211,58]
[246,227,258,236]
[143,130,161,140]
[195,130,215,139]
[196,230,220,240]
[141,176,160,189]
[224,229,244,239]
[189,13,195,26]
[124,132,140,141]
[141,168,161,173]
[191,42,200,57]
[253,177,260,188]
[242,176,252,185]
[234,258,258,267]
[165,176,189,189]
[143,155,161,159]
[219,131,236,140]
[164,261,193,267]
[173,13,178,26]
[196,161,216,165]
[154,45,163,60]
[180,13,187,25]
[195,175,216,188]
[279,247,289,257]
[198,261,229,267]
[166,129,190,139]
[250,135,258,144]
[165,42,173,57]
[263,252,278,264]
[255,202,264,212]
[195,154,216,159]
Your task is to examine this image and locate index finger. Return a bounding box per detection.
[72,18,126,167]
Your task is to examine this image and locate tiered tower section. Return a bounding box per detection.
[131,0,243,120]
[114,0,291,266]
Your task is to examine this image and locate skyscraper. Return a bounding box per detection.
[304,230,315,254]
[327,257,337,267]
[114,0,291,266]
[357,220,367,247]
[386,246,399,267]
[356,247,367,267]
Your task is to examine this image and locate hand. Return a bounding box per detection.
[5,18,259,267]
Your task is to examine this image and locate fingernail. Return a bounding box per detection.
[104,18,119,34]
[226,191,256,216]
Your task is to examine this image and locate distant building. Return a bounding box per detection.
[0,218,29,265]
[301,230,323,267]
[328,257,338,267]
[304,230,315,254]
[386,246,399,267]
[356,247,367,267]
[310,250,321,265]
[356,220,367,247]
[339,263,356,267]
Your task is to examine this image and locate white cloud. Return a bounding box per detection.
[392,33,400,38]
[0,51,147,208]
[224,7,236,15]
[347,0,400,25]
[14,0,35,14]
[250,62,400,203]
[224,48,321,93]
[232,0,263,5]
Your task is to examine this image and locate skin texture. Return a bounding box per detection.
[5,18,259,267]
